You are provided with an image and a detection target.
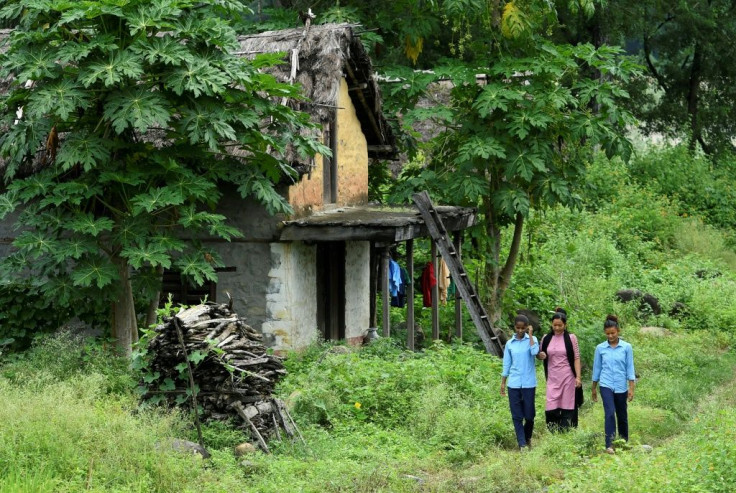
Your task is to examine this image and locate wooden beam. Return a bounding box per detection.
[344,62,383,142]
[406,239,415,351]
[367,144,396,153]
[382,247,391,337]
[431,241,439,341]
[369,242,377,328]
[454,231,463,340]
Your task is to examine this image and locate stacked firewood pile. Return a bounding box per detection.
[144,302,301,451]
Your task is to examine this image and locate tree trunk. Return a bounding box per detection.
[112,254,138,356]
[687,43,702,151]
[483,206,525,330]
[145,265,164,329]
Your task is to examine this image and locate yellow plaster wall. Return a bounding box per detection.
[336,78,369,205]
[287,151,324,215]
[286,77,369,214]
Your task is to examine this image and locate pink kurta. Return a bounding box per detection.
[545,333,579,411]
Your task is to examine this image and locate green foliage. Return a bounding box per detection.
[390,42,638,222]
[0,281,72,351]
[555,375,736,492]
[627,145,736,237]
[1,331,133,394]
[0,0,328,351]
[281,340,512,458]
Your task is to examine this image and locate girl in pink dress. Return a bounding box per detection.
[537,308,582,431]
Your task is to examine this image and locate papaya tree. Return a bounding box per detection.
[0,0,326,355]
[387,35,639,341]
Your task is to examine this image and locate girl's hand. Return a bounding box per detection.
[591,390,598,403]
[575,377,582,388]
[537,351,547,360]
[527,325,534,337]
[500,385,506,397]
[628,389,634,402]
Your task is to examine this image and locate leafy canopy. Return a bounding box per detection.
[0,0,327,320]
[389,41,639,226]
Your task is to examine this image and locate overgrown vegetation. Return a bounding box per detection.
[1,149,736,491]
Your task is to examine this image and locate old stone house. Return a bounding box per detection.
[184,24,478,352]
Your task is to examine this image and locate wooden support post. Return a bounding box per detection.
[406,239,415,351]
[454,231,463,340]
[369,242,377,328]
[382,247,391,337]
[431,240,439,340]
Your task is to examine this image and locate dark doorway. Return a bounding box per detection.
[316,242,346,341]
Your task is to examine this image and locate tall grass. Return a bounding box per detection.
[0,334,248,492]
[3,148,736,491]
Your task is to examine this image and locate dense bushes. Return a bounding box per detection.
[0,282,73,352]
[281,340,512,459]
[626,145,736,241]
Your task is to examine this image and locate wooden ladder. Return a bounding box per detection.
[413,191,505,357]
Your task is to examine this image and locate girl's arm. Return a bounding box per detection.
[627,344,636,401]
[500,376,507,396]
[529,327,539,356]
[572,334,582,388]
[591,346,602,402]
[536,335,547,360]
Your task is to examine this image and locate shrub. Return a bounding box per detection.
[0,282,73,352]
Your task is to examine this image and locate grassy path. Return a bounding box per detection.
[413,335,736,493]
[548,361,736,492]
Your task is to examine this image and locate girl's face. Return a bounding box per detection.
[551,319,566,334]
[514,321,527,338]
[604,326,620,344]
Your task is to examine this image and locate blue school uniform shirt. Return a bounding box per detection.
[501,334,539,388]
[592,339,635,393]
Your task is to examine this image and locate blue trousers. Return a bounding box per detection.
[600,387,629,448]
[508,387,536,447]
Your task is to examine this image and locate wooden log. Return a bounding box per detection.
[229,357,269,366]
[175,305,213,325]
[191,317,238,331]
[216,334,238,348]
[231,401,270,454]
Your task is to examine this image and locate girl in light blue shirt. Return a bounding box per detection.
[591,314,636,454]
[500,314,539,449]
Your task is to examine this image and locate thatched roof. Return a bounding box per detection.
[237,23,396,159]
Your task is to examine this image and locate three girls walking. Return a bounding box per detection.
[501,311,635,453]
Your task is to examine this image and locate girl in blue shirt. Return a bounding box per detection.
[591,314,636,454]
[500,314,540,449]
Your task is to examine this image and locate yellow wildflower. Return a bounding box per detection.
[354,402,362,409]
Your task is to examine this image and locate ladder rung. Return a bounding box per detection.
[480,315,487,319]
